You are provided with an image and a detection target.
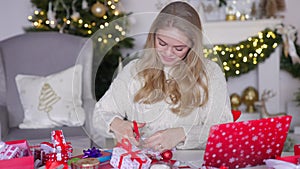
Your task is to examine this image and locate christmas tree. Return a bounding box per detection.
[25,0,134,100]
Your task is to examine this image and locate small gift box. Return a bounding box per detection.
[110,138,151,169]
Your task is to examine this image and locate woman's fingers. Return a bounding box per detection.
[137,122,146,128]
[111,118,146,146]
[143,131,163,150]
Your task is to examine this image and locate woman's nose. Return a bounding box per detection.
[165,46,173,55]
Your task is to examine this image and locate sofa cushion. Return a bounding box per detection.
[0,32,85,127]
[15,65,85,128]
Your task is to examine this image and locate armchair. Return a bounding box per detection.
[0,32,97,148]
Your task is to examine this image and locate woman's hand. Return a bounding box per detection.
[110,117,145,146]
[143,127,186,152]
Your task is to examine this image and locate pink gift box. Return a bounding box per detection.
[0,142,19,160]
[0,140,34,169]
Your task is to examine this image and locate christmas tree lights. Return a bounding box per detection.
[25,0,134,100]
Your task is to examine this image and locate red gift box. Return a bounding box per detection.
[0,140,34,169]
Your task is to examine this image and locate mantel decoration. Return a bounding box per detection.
[25,0,134,100]
[230,93,242,110]
[255,90,287,118]
[204,24,300,80]
[241,86,258,113]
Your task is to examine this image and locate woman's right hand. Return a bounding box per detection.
[110,117,145,146]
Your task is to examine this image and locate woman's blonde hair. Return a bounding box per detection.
[134,1,209,116]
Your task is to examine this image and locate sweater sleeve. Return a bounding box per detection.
[176,60,233,150]
[92,60,137,139]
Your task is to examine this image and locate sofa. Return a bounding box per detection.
[0,32,97,148]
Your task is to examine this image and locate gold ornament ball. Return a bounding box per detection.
[241,86,258,113]
[230,93,242,110]
[91,2,106,18]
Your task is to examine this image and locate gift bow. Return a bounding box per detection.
[264,159,300,169]
[276,24,300,64]
[118,138,147,169]
[83,147,102,158]
[51,130,66,150]
[45,130,72,169]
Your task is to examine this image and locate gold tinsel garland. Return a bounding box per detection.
[203,27,299,79]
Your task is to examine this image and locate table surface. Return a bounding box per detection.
[72,148,294,169]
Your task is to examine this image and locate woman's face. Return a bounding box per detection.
[155,27,191,66]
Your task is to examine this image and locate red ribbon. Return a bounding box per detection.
[133,120,140,141]
[51,130,66,150]
[117,138,147,169]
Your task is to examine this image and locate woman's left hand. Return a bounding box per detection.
[143,127,186,152]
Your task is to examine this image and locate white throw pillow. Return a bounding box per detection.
[15,65,85,128]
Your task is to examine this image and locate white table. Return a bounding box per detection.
[172,150,294,169]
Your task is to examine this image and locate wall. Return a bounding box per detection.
[1,0,299,43]
[0,0,32,41]
[0,0,299,114]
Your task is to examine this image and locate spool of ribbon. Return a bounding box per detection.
[71,158,100,169]
[276,24,300,64]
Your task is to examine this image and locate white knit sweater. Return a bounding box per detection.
[92,59,233,150]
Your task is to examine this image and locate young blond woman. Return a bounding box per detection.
[92,1,233,152]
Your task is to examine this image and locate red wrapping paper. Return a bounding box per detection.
[203,116,292,168]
